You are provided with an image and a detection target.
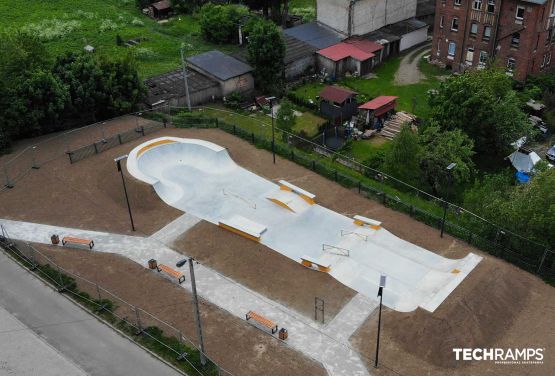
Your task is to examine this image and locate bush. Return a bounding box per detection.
[199,4,249,44]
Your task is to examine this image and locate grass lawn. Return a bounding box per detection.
[293,112,326,136]
[1,0,238,78]
[291,54,449,119]
[349,136,392,161]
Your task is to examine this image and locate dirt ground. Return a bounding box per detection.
[2,121,555,375]
[173,221,356,320]
[31,244,326,376]
[351,256,555,376]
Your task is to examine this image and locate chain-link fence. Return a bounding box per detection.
[171,107,555,284]
[0,234,232,376]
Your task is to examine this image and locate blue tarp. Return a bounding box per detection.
[515,171,530,183]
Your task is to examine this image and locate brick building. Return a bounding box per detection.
[431,0,555,80]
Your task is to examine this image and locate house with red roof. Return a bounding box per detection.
[316,38,384,78]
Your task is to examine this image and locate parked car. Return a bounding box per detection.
[547,145,555,162]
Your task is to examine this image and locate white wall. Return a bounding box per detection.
[400,26,428,51]
[317,0,417,36]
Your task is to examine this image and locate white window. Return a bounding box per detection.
[448,41,456,58]
[507,57,516,71]
[471,23,478,35]
[511,33,520,48]
[466,47,475,64]
[455,0,462,5]
[548,53,552,65]
[541,54,547,68]
[516,6,525,20]
[440,15,444,28]
[473,0,482,10]
[452,18,459,31]
[483,26,492,40]
[487,0,495,13]
[479,51,488,67]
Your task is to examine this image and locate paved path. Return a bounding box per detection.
[394,45,431,86]
[0,251,181,376]
[325,294,378,344]
[0,218,373,376]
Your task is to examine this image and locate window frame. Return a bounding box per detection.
[516,6,525,20]
[470,22,479,36]
[479,50,488,66]
[487,0,495,13]
[448,41,457,57]
[454,0,462,6]
[473,0,482,10]
[451,17,459,31]
[440,15,444,28]
[483,25,492,41]
[507,57,516,71]
[511,32,520,48]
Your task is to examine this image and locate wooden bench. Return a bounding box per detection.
[157,264,185,284]
[62,236,94,249]
[246,311,278,334]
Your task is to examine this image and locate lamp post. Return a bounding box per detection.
[115,155,135,231]
[440,162,457,238]
[374,275,386,368]
[180,45,192,112]
[265,96,277,164]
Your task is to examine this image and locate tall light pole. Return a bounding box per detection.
[266,96,277,164]
[374,275,386,368]
[180,45,192,112]
[188,257,206,366]
[115,155,135,232]
[440,162,457,238]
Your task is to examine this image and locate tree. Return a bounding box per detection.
[247,19,285,93]
[199,4,249,44]
[428,68,532,156]
[382,124,422,186]
[276,100,295,140]
[419,123,475,196]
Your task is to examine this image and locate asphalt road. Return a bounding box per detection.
[0,251,182,376]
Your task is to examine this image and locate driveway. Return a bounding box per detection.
[0,251,182,376]
[394,45,431,86]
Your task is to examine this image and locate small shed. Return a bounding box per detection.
[508,148,541,173]
[319,86,358,124]
[148,0,172,19]
[187,51,254,96]
[284,34,318,81]
[358,96,398,127]
[316,39,383,78]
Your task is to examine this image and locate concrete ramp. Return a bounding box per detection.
[127,137,482,313]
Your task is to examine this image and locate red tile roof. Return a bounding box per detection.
[319,86,357,104]
[344,38,384,54]
[317,42,375,62]
[358,96,398,110]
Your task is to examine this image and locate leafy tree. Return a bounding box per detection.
[199,4,249,44]
[247,19,285,93]
[4,70,69,138]
[276,100,295,140]
[382,124,422,186]
[419,123,475,196]
[428,68,532,156]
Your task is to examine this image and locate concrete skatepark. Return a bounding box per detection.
[127,136,482,313]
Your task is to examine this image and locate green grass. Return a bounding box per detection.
[0,0,238,78]
[293,112,326,136]
[291,54,449,119]
[350,137,392,161]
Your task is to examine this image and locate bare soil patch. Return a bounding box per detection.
[173,221,356,320]
[350,256,555,376]
[32,244,326,376]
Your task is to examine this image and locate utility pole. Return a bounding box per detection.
[374,275,386,368]
[115,155,135,231]
[265,96,277,164]
[188,258,206,366]
[440,162,457,238]
[180,46,192,112]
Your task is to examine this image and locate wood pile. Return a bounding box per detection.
[381,111,417,140]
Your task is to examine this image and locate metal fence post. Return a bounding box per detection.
[31,146,40,169]
[537,248,549,274]
[134,306,144,335]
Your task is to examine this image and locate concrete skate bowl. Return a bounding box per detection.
[127,137,482,313]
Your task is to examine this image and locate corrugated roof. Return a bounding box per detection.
[344,38,384,53]
[187,51,253,81]
[383,18,428,37]
[317,42,375,62]
[319,86,357,104]
[144,69,218,105]
[283,34,317,64]
[283,22,343,49]
[359,96,398,110]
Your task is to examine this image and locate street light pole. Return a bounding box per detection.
[440,162,457,238]
[266,96,277,164]
[374,275,386,368]
[188,258,206,366]
[180,46,192,112]
[115,155,135,231]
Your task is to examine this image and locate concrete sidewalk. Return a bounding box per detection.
[0,218,372,376]
[0,251,181,376]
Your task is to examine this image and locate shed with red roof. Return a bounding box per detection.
[316,38,385,78]
[319,86,359,125]
[358,96,398,126]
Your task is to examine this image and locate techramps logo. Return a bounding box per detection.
[453,348,544,365]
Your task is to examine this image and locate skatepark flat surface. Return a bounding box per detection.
[127,137,482,312]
